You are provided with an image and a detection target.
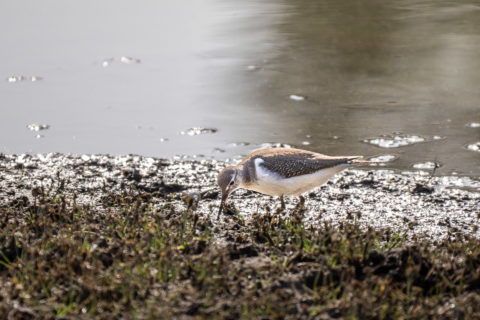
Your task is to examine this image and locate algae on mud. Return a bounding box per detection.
[0,154,479,319]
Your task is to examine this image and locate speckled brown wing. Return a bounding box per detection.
[248,148,359,179]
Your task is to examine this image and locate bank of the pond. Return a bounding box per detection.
[0,153,479,319]
[1,153,478,240]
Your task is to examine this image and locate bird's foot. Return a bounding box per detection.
[294,195,306,211]
[275,195,286,214]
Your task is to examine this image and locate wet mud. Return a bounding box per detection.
[0,153,479,319]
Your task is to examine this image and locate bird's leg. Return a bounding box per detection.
[294,195,305,211]
[299,195,305,207]
[275,195,286,214]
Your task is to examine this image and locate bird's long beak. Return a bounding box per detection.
[217,192,229,220]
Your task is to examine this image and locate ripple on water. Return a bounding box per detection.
[413,161,439,170]
[363,134,425,148]
[27,124,50,131]
[230,142,250,147]
[180,127,217,136]
[467,142,480,152]
[7,76,42,83]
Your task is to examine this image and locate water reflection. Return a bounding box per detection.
[249,0,480,176]
[0,0,479,177]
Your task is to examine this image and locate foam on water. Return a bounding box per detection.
[7,76,42,82]
[120,56,141,64]
[289,94,306,101]
[27,124,50,131]
[258,142,292,149]
[413,162,438,170]
[369,155,396,162]
[363,134,425,148]
[467,142,480,152]
[100,56,141,67]
[180,127,218,136]
[436,176,480,191]
[368,155,396,166]
[101,58,114,67]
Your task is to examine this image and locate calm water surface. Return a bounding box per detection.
[1,0,479,176]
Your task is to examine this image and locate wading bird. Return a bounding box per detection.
[217,147,369,218]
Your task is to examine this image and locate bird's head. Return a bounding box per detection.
[217,166,241,218]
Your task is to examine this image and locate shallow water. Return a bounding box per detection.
[1,0,479,176]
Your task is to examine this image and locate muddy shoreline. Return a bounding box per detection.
[1,153,479,319]
[1,153,478,240]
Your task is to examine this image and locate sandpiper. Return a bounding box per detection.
[217,147,369,218]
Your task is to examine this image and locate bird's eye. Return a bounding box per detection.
[229,180,235,186]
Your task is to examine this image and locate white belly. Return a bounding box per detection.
[245,158,348,196]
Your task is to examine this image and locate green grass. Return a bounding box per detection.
[0,185,479,319]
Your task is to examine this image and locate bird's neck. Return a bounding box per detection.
[234,166,246,186]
